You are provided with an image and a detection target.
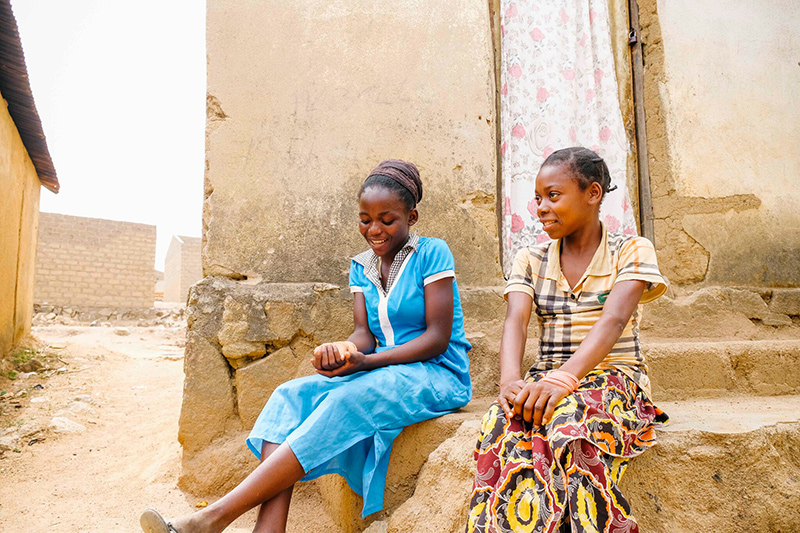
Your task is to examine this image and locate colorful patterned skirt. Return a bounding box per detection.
[466,369,668,533]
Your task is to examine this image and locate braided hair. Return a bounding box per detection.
[541,147,617,199]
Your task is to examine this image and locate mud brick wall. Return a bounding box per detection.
[163,236,202,303]
[34,212,156,308]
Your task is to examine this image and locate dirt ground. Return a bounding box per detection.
[0,325,260,532]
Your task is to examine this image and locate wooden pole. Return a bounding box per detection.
[628,0,655,243]
[490,0,505,273]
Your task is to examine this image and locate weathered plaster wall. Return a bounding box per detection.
[204,0,499,286]
[163,236,202,303]
[640,0,800,286]
[0,91,41,357]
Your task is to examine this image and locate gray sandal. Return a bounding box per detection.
[140,508,180,533]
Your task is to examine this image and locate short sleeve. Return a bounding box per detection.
[420,239,456,286]
[349,260,365,293]
[504,247,535,300]
[616,237,668,303]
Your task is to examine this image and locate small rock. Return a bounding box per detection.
[18,358,44,372]
[114,327,131,336]
[363,521,388,533]
[101,322,112,328]
[30,396,50,403]
[73,394,96,405]
[65,400,98,416]
[0,434,21,453]
[90,320,99,327]
[763,313,793,327]
[17,372,37,379]
[18,421,47,439]
[49,417,87,434]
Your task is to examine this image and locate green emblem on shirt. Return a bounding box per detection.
[598,291,611,303]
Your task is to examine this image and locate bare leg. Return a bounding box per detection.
[252,442,294,533]
[169,442,305,533]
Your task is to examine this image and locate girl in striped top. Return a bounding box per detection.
[467,147,669,533]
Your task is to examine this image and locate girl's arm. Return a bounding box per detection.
[558,280,645,378]
[348,292,376,353]
[497,292,534,419]
[312,292,375,370]
[513,279,646,427]
[316,277,454,377]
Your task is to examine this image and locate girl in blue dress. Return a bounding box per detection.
[141,159,472,533]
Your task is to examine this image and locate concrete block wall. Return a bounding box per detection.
[34,212,156,308]
[163,235,202,303]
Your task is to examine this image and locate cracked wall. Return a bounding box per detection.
[203,0,500,287]
[639,0,800,286]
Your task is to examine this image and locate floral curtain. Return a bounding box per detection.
[500,0,638,275]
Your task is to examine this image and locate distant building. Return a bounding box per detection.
[0,0,59,357]
[163,235,202,303]
[34,213,156,309]
[154,270,164,302]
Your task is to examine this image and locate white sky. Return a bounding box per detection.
[12,0,206,271]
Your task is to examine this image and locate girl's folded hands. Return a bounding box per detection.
[312,341,371,377]
[500,379,570,429]
[312,341,356,371]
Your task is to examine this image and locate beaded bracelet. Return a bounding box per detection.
[540,369,580,393]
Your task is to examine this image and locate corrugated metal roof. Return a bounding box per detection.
[0,0,58,193]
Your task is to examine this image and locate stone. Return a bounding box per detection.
[16,355,44,373]
[74,394,97,405]
[178,335,240,455]
[18,421,47,439]
[771,289,800,316]
[235,346,308,426]
[363,521,388,533]
[763,313,793,327]
[0,434,20,453]
[386,420,480,533]
[49,417,87,434]
[113,327,130,336]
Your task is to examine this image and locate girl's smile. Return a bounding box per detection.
[534,164,601,241]
[358,186,418,260]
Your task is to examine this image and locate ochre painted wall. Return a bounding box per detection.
[0,91,41,356]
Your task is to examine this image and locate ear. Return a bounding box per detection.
[407,208,419,226]
[587,182,603,206]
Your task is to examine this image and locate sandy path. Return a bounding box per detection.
[0,326,259,532]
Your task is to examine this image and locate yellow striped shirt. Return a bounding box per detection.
[505,228,667,398]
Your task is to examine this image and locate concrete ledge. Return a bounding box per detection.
[646,339,800,400]
[373,395,800,533]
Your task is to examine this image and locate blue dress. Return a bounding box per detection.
[247,236,472,516]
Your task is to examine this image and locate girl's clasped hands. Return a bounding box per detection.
[311,341,367,377]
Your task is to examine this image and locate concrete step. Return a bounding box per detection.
[465,328,800,401]
[371,394,800,533]
[311,398,493,533]
[459,285,800,341]
[646,339,800,401]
